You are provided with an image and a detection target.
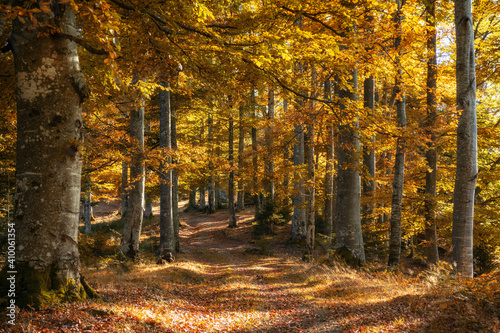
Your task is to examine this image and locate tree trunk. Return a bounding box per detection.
[306,123,315,259]
[207,114,216,214]
[188,188,197,210]
[8,5,93,308]
[324,80,335,248]
[121,161,128,216]
[282,99,291,207]
[251,89,261,217]
[335,69,365,263]
[84,176,92,234]
[199,186,206,209]
[388,0,407,268]
[228,111,237,228]
[292,121,306,241]
[362,76,376,226]
[237,105,245,211]
[158,81,175,260]
[265,88,275,203]
[424,0,439,265]
[452,0,477,277]
[143,122,153,218]
[171,96,179,252]
[120,98,145,259]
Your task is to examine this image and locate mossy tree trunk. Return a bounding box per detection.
[8,4,92,308]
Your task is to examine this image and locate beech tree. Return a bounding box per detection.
[1,3,94,308]
[452,0,477,277]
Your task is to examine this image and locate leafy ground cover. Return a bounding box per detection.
[2,202,499,332]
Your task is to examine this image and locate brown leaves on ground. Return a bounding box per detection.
[2,205,499,332]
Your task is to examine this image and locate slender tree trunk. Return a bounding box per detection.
[121,162,128,216]
[306,122,315,259]
[335,69,365,263]
[171,96,179,252]
[143,122,153,218]
[388,0,407,267]
[324,80,335,248]
[84,176,92,234]
[424,0,439,265]
[292,120,306,241]
[265,88,275,203]
[237,105,246,211]
[362,76,376,226]
[251,89,261,217]
[228,111,237,228]
[158,81,174,260]
[120,95,145,259]
[7,5,93,308]
[452,0,477,277]
[208,114,216,214]
[283,99,291,207]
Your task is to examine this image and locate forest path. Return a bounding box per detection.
[169,205,343,333]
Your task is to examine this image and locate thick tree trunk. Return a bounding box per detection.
[9,6,92,308]
[158,81,175,260]
[228,113,237,228]
[335,69,365,263]
[237,105,245,211]
[424,0,439,265]
[388,0,407,267]
[120,102,145,259]
[199,186,206,209]
[7,4,104,307]
[452,0,477,277]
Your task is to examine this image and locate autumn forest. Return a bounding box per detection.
[1,0,500,331]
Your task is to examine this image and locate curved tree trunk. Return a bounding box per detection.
[8,4,92,308]
[452,0,477,277]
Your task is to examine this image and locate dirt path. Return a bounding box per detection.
[171,206,342,333]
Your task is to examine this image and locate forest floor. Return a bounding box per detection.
[2,201,500,332]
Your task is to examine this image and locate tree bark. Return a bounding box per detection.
[362,76,376,226]
[424,0,439,265]
[251,89,261,218]
[121,161,128,216]
[84,176,92,234]
[228,111,237,228]
[8,4,94,308]
[120,96,145,259]
[265,88,275,203]
[207,114,216,214]
[237,105,245,211]
[9,5,93,306]
[324,80,335,248]
[388,0,407,267]
[158,81,175,260]
[171,96,180,252]
[452,0,477,277]
[335,69,365,263]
